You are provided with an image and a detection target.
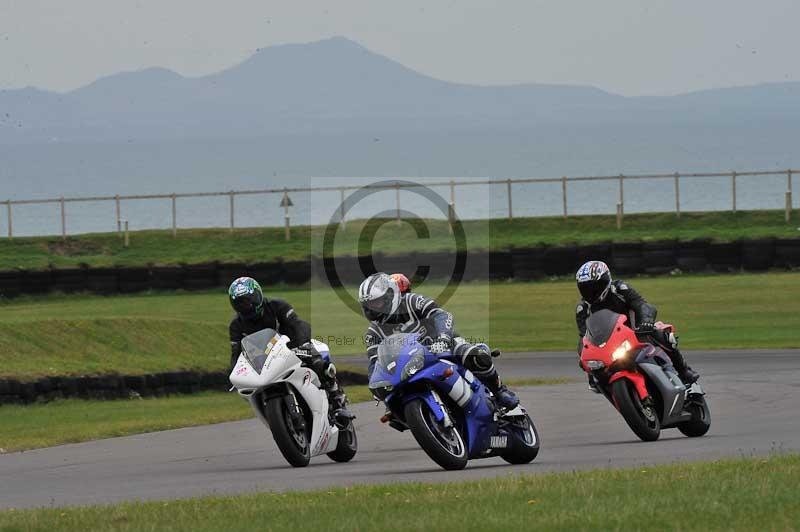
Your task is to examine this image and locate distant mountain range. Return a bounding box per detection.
[2,36,799,144]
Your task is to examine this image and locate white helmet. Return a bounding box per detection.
[358,273,401,323]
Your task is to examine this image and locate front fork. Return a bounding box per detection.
[284,389,306,428]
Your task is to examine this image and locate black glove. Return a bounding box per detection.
[636,322,655,334]
[294,341,320,359]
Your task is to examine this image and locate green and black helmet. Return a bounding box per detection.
[228,277,265,319]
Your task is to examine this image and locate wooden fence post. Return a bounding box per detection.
[171,194,177,237]
[448,179,456,233]
[6,200,12,238]
[786,191,792,223]
[618,174,625,215]
[562,176,568,219]
[60,197,66,240]
[115,195,121,235]
[229,191,235,231]
[339,187,346,229]
[788,169,794,223]
[616,203,623,229]
[507,178,513,220]
[674,172,681,218]
[732,171,737,212]
[283,190,291,241]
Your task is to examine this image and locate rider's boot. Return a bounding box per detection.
[485,373,519,409]
[323,363,354,424]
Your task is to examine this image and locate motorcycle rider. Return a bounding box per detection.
[359,272,519,409]
[228,276,352,420]
[574,261,700,388]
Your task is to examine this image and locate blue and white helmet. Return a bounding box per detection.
[358,273,401,323]
[576,261,612,303]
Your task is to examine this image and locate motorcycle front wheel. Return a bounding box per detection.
[264,395,311,467]
[404,399,468,471]
[611,379,661,442]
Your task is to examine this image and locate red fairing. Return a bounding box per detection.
[580,313,650,399]
[609,370,649,399]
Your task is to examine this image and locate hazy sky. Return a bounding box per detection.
[0,0,797,96]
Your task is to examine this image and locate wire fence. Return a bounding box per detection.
[2,168,797,240]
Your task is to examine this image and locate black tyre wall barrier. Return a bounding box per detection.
[283,260,311,285]
[217,263,248,288]
[1,237,799,299]
[642,240,678,275]
[182,263,218,290]
[416,251,457,282]
[51,267,88,293]
[676,239,711,272]
[21,269,53,295]
[489,251,514,280]
[575,243,612,268]
[611,242,645,275]
[118,267,151,293]
[510,247,546,280]
[246,262,286,287]
[542,246,579,276]
[150,266,184,290]
[0,369,369,404]
[0,270,22,298]
[85,268,118,294]
[741,239,775,271]
[707,241,742,272]
[461,251,490,282]
[775,238,800,268]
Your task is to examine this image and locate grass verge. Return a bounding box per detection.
[1,210,798,270]
[0,378,571,453]
[1,454,797,531]
[1,273,798,381]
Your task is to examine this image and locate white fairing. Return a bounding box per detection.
[229,336,340,456]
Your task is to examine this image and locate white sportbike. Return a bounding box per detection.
[229,328,358,467]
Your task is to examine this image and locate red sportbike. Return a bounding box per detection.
[579,309,711,442]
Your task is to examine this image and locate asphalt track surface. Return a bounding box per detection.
[1,349,799,509]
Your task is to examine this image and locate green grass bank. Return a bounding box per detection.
[1,273,798,381]
[1,454,797,531]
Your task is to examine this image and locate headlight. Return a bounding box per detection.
[586,360,605,370]
[611,340,632,361]
[401,352,425,380]
[368,379,393,391]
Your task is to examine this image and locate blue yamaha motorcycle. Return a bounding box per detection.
[368,333,540,470]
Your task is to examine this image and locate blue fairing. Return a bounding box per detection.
[368,333,499,459]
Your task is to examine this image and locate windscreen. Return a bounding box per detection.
[585,309,622,346]
[240,328,280,374]
[376,333,417,375]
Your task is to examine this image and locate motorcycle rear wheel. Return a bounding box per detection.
[677,396,711,437]
[264,395,311,467]
[611,379,661,442]
[327,420,358,462]
[500,412,540,464]
[404,399,468,471]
